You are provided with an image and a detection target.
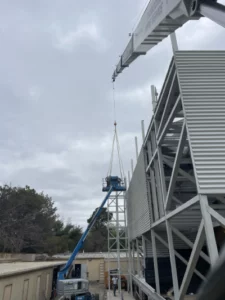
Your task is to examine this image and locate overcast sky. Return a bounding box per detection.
[0,0,225,228]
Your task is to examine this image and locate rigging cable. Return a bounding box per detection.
[107,82,125,179]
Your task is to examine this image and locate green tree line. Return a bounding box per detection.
[0,185,114,255]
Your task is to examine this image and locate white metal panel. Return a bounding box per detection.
[127,149,151,239]
[176,51,225,194]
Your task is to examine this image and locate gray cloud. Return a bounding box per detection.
[0,0,225,227]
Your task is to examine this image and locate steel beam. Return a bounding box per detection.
[154,232,206,281]
[141,120,145,143]
[151,195,200,229]
[136,238,141,276]
[179,220,205,300]
[199,1,225,28]
[171,225,210,264]
[200,195,218,265]
[165,122,187,211]
[147,141,159,221]
[170,32,179,53]
[163,157,195,184]
[135,136,139,162]
[146,149,158,172]
[157,72,177,138]
[131,159,134,174]
[166,220,179,300]
[151,231,161,294]
[157,95,181,145]
[207,206,225,229]
[128,171,131,184]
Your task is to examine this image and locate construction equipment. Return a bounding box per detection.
[112,0,225,81]
[57,176,126,300]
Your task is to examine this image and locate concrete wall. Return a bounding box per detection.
[0,268,53,300]
[75,258,105,282]
[75,258,135,281]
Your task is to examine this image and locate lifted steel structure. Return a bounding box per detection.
[126,50,225,300]
[112,1,225,300]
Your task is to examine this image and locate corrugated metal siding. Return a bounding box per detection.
[127,149,150,239]
[145,236,169,257]
[175,51,225,194]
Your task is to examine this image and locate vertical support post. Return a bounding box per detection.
[166,220,179,300]
[200,195,218,265]
[151,85,157,111]
[151,85,166,217]
[131,159,134,174]
[126,194,133,296]
[151,231,160,294]
[135,136,138,161]
[136,238,141,276]
[116,192,121,294]
[151,131,165,218]
[141,120,145,143]
[142,235,146,275]
[107,198,111,292]
[170,32,179,53]
[128,171,131,184]
[132,241,136,274]
[147,141,159,221]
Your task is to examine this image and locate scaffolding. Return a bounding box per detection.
[107,188,130,295]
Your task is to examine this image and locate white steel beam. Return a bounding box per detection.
[171,225,210,264]
[131,159,134,174]
[172,196,182,206]
[154,232,206,281]
[179,220,205,300]
[136,238,141,276]
[151,195,200,229]
[157,72,177,137]
[135,136,138,162]
[165,122,187,211]
[151,127,165,217]
[147,141,159,221]
[151,231,160,294]
[141,120,145,142]
[166,220,179,300]
[128,171,131,184]
[200,195,218,265]
[146,149,158,172]
[170,32,179,53]
[207,206,225,229]
[199,1,225,28]
[157,146,167,206]
[151,85,157,111]
[158,95,182,145]
[163,157,195,184]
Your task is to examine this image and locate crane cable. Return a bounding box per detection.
[107,83,125,179]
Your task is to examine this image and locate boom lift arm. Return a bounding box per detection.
[112,0,225,81]
[58,176,126,281]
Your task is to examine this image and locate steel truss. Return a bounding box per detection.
[107,191,130,294]
[127,51,225,300]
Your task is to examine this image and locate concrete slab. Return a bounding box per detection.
[107,291,134,300]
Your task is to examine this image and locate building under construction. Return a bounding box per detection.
[111,1,225,300]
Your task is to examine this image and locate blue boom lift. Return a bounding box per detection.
[57,176,126,300]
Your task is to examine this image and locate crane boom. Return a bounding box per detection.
[112,0,225,81]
